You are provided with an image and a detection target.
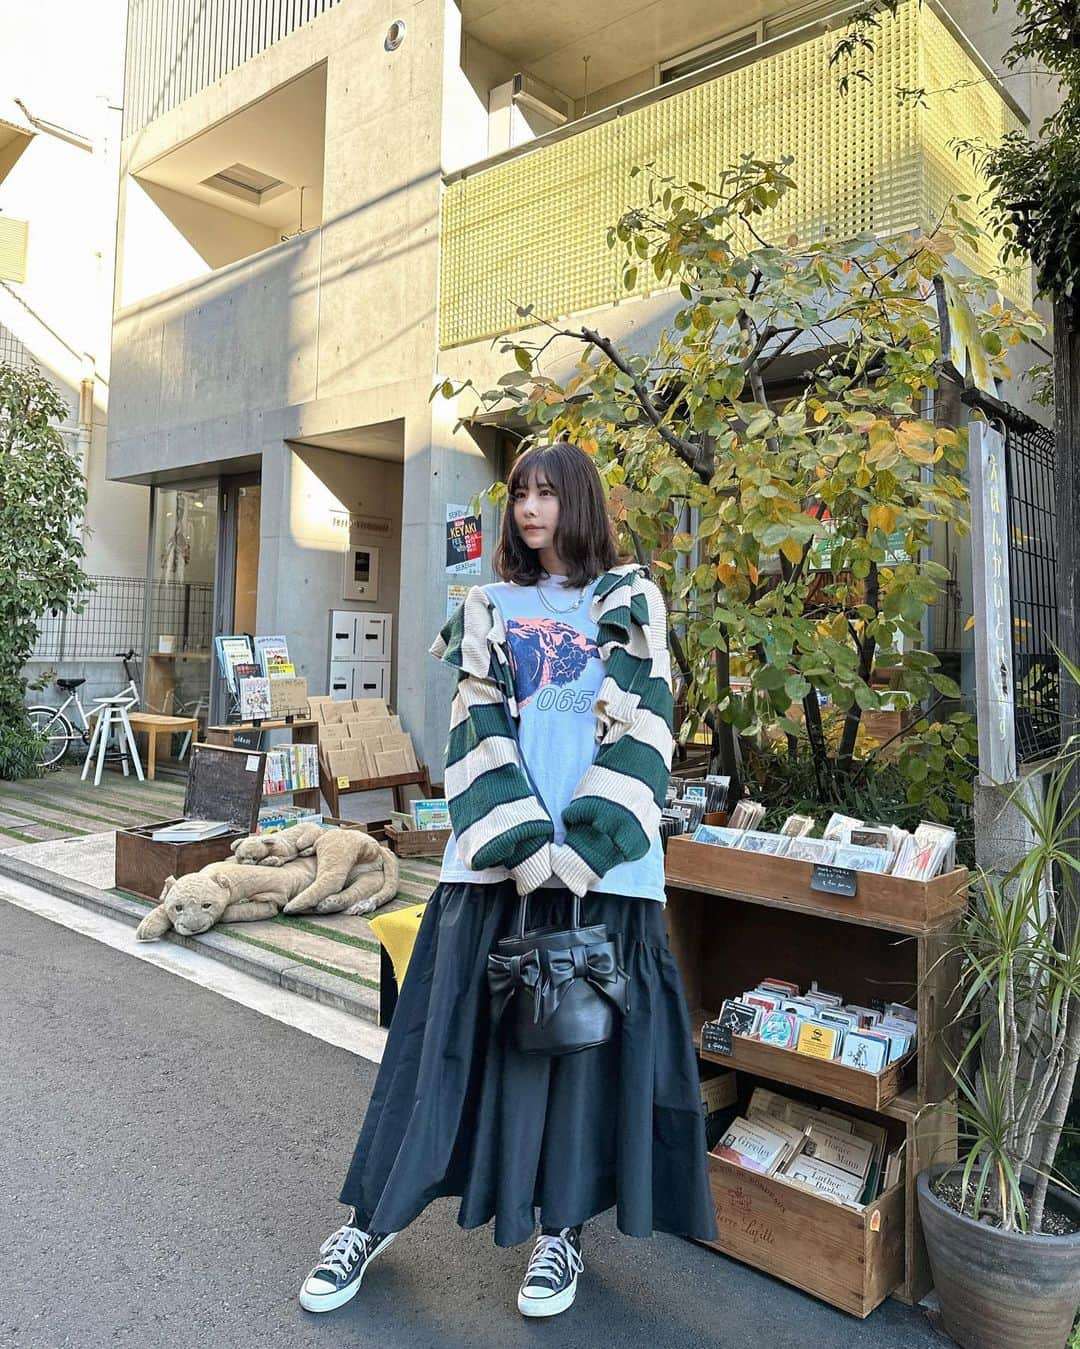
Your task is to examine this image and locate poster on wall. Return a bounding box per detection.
[446,583,469,620]
[445,503,482,575]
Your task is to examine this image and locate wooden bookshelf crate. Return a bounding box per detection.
[665,835,967,934]
[384,824,451,858]
[667,868,961,1311]
[701,1030,914,1111]
[706,1154,906,1317]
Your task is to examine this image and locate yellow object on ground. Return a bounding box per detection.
[369,903,427,987]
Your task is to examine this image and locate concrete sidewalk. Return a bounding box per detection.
[0,763,441,1023]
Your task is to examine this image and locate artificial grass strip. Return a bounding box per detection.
[0,824,39,843]
[3,786,167,828]
[0,802,92,835]
[217,927,379,989]
[109,886,377,988]
[268,914,379,952]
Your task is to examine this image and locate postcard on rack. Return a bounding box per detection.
[785,836,836,865]
[839,1031,889,1074]
[759,1009,798,1048]
[832,842,892,873]
[735,830,788,856]
[692,824,742,847]
[795,1020,843,1060]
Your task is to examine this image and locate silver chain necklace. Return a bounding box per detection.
[536,574,586,614]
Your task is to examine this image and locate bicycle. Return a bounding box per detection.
[26,649,142,771]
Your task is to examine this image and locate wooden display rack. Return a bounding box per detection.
[665,840,962,1317]
[320,764,433,819]
[205,718,321,814]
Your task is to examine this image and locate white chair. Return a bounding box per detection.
[81,695,144,787]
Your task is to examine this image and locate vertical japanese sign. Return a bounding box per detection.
[969,421,1017,785]
[446,503,482,574]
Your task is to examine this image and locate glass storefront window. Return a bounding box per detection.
[144,483,219,732]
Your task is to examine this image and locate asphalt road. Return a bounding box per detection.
[0,899,945,1349]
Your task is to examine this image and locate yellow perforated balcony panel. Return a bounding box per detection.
[440,0,1027,350]
[920,7,1030,304]
[0,215,28,284]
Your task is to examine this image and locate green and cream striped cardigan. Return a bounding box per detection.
[430,563,673,897]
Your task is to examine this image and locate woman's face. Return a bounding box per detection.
[511,472,560,558]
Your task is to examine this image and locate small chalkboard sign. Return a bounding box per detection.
[811,863,858,897]
[184,743,266,834]
[701,1020,733,1057]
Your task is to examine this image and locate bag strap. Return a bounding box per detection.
[517,888,582,938]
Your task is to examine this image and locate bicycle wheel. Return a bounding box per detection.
[25,706,74,769]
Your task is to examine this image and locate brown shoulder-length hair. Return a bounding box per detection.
[494,440,620,587]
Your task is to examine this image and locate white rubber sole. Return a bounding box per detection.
[517,1275,579,1318]
[299,1231,398,1313]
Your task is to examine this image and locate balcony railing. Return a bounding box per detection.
[439,1,1026,351]
[0,215,29,284]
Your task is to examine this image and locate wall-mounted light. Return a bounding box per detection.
[385,19,406,52]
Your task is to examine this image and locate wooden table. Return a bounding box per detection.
[124,712,199,780]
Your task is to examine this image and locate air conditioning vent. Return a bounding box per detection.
[200,162,291,206]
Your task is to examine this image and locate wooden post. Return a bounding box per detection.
[1055,302,1080,751]
[968,420,1017,788]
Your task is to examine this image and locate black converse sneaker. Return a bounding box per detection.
[517,1226,583,1318]
[299,1213,397,1313]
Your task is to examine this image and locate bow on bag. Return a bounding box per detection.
[487,950,543,1024]
[538,941,631,1025]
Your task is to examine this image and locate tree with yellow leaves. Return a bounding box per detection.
[446,157,1043,811]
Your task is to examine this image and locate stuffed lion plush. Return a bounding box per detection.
[230,822,324,866]
[135,829,399,941]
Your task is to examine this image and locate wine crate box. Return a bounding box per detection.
[115,744,265,900]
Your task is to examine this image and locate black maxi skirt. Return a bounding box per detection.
[339,881,718,1249]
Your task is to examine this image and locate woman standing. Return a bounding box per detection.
[299,440,716,1319]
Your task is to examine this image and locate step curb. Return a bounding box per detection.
[0,852,380,1023]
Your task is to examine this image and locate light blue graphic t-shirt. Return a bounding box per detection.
[439,574,667,903]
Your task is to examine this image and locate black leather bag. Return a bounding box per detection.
[486,890,631,1056]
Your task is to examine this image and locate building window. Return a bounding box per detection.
[659,26,763,84]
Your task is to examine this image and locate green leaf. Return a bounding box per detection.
[514,347,533,371]
[931,674,963,698]
[904,757,929,783]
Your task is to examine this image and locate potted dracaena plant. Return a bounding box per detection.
[918,666,1080,1349]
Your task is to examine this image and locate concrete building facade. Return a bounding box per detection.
[106,0,1043,770]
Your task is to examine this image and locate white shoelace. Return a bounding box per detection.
[316,1224,369,1280]
[523,1233,584,1288]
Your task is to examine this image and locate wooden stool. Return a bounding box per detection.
[82,699,144,786]
[124,712,199,781]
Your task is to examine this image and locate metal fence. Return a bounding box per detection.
[1002,408,1058,763]
[31,575,214,662]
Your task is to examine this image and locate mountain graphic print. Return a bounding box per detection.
[504,618,599,707]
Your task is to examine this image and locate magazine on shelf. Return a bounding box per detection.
[411,799,451,830]
[254,635,291,677]
[785,1155,866,1205]
[239,677,271,721]
[215,635,255,695]
[712,1116,792,1175]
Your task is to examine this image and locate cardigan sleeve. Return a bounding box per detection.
[549,577,674,896]
[431,589,554,894]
